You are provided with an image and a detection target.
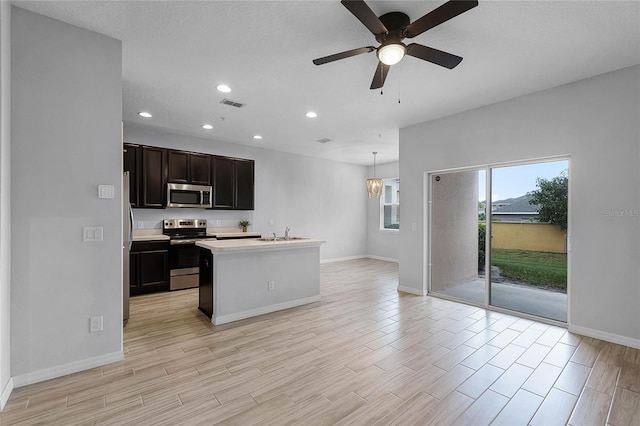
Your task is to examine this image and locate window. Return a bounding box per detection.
[381,178,400,230]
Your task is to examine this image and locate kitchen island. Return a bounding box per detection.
[196,238,324,325]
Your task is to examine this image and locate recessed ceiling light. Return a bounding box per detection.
[202,124,213,130]
[306,111,318,118]
[253,135,262,140]
[216,84,231,93]
[138,111,152,118]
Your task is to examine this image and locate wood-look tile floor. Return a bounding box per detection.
[2,258,640,425]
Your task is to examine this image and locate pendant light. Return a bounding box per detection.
[366,152,383,198]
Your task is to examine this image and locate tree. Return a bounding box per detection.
[527,171,568,230]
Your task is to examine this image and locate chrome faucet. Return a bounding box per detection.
[284,227,290,241]
[272,232,277,241]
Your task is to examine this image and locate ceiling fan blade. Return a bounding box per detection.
[406,43,463,69]
[341,0,388,36]
[313,46,375,65]
[404,0,478,38]
[370,62,390,90]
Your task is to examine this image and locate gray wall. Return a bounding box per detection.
[11,8,123,381]
[366,161,400,261]
[400,65,640,346]
[0,0,11,409]
[124,125,368,261]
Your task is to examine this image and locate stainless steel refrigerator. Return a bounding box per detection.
[123,171,133,325]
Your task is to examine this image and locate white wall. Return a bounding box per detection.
[0,0,12,410]
[366,161,400,261]
[400,65,640,347]
[11,7,123,383]
[124,125,368,261]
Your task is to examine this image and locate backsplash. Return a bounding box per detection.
[131,208,253,230]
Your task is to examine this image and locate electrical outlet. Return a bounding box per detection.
[411,222,417,231]
[89,316,103,333]
[137,221,144,229]
[216,220,221,227]
[269,219,274,226]
[268,281,275,291]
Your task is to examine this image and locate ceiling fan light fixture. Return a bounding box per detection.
[377,42,406,66]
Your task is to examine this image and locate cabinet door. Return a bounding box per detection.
[167,150,189,183]
[123,144,139,207]
[129,252,140,296]
[190,153,212,185]
[234,159,255,210]
[141,146,167,208]
[138,250,169,294]
[212,156,234,209]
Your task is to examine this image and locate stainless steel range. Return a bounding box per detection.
[163,219,216,291]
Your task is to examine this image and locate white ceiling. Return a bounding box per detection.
[12,0,640,165]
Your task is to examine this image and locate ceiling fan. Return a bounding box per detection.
[313,0,478,89]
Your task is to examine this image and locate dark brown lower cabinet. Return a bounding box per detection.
[130,241,169,296]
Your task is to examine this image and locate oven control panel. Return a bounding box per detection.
[163,219,207,229]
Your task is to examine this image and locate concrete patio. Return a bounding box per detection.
[435,277,567,322]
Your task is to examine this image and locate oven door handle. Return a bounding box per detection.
[170,239,198,245]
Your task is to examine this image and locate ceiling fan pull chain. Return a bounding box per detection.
[398,66,401,103]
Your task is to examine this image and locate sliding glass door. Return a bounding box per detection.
[429,159,568,322]
[430,169,486,305]
[489,161,568,321]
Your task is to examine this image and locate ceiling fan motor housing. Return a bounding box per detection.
[375,12,410,45]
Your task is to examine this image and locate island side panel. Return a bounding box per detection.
[212,246,320,325]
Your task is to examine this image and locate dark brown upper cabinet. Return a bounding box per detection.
[167,150,212,185]
[234,158,255,210]
[167,150,189,183]
[124,143,252,210]
[189,153,212,185]
[140,146,167,208]
[123,143,139,207]
[212,156,254,210]
[212,156,234,209]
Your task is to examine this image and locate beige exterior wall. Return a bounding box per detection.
[490,222,567,253]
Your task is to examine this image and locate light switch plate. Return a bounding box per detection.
[98,185,115,199]
[83,226,103,242]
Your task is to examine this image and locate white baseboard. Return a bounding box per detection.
[0,377,14,411]
[397,285,426,296]
[320,255,366,264]
[321,255,400,264]
[568,325,640,349]
[365,255,399,263]
[213,295,322,325]
[12,351,124,388]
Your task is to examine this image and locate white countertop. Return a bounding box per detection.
[197,238,324,253]
[132,231,262,241]
[133,234,169,241]
[209,231,262,238]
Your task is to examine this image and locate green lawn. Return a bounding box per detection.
[491,249,567,289]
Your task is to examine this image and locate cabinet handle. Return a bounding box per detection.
[203,259,209,268]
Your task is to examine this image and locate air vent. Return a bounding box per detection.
[316,138,332,144]
[220,98,245,108]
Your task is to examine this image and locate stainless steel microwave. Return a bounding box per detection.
[166,183,212,208]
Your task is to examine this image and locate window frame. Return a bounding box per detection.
[379,177,400,232]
